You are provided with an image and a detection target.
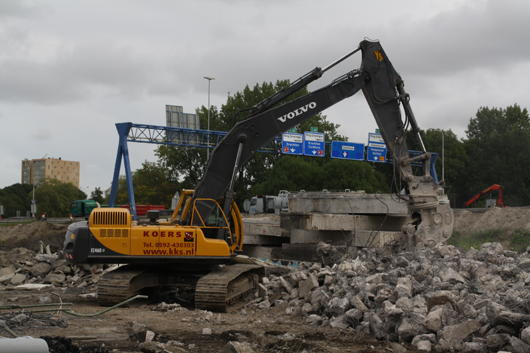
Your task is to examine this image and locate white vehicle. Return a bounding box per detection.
[249,190,291,215]
[274,190,290,214]
[249,195,276,214]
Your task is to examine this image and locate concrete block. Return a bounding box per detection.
[243,218,283,237]
[289,229,402,247]
[281,213,409,231]
[288,192,408,215]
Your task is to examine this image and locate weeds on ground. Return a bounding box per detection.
[448,229,503,251]
[510,228,530,253]
[448,228,530,253]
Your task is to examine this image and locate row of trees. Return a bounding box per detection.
[2,80,528,217]
[0,179,87,218]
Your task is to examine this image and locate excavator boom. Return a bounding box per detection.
[465,184,505,207]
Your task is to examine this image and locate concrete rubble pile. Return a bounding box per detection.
[4,241,530,352]
[0,247,107,291]
[255,242,530,353]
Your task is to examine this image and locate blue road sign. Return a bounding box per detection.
[303,132,325,157]
[367,133,387,163]
[331,141,365,160]
[282,133,303,155]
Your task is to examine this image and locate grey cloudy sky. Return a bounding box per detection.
[1,0,529,194]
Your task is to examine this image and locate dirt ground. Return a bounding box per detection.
[453,206,530,235]
[0,221,66,254]
[0,286,416,353]
[0,207,527,352]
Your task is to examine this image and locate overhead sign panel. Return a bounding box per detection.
[303,132,325,157]
[331,141,364,161]
[282,133,303,155]
[367,132,387,163]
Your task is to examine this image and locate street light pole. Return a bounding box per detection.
[32,160,36,219]
[204,76,215,161]
[436,129,445,184]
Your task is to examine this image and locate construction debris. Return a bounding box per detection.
[253,242,530,352]
[0,247,105,292]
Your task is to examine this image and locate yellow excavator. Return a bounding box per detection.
[63,39,454,311]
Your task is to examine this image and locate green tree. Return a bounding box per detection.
[104,176,128,205]
[0,183,34,218]
[90,187,104,204]
[320,159,389,193]
[133,161,180,205]
[250,156,389,196]
[462,104,530,206]
[155,146,206,190]
[105,160,181,207]
[33,179,86,217]
[249,157,323,194]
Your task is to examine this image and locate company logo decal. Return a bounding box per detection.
[277,102,317,123]
[184,232,194,242]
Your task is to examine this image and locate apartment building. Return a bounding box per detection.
[21,158,80,187]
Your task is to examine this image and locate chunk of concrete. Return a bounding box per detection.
[521,326,530,345]
[298,274,318,299]
[223,341,255,353]
[440,320,481,351]
[350,296,369,312]
[425,308,443,332]
[30,262,52,278]
[9,274,26,285]
[438,267,466,284]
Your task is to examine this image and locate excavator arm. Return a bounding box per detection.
[465,184,505,207]
[191,39,453,247]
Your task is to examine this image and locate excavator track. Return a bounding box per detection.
[97,266,201,306]
[97,268,146,306]
[97,263,264,310]
[195,263,264,313]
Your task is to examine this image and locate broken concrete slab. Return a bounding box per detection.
[439,320,481,351]
[243,219,283,237]
[288,192,409,215]
[280,213,409,231]
[289,229,402,247]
